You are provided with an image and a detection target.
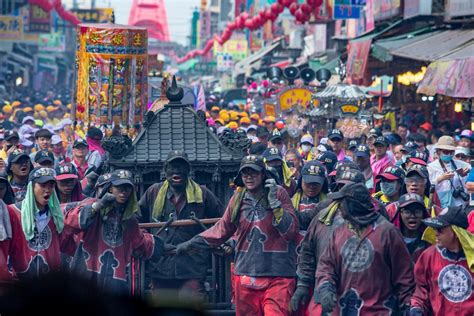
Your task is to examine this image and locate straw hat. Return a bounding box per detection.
[435,136,456,151]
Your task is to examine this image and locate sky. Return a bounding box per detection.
[65,0,200,45]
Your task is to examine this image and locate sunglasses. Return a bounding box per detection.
[400,209,424,217]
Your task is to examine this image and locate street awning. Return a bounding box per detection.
[371,28,442,62]
[234,38,283,76]
[177,58,197,72]
[270,59,291,68]
[309,56,340,74]
[417,41,474,98]
[390,29,474,62]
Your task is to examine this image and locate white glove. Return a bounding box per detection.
[265,178,281,209]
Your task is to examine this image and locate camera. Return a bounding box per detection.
[453,187,469,202]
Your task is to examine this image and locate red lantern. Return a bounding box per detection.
[282,0,292,7]
[272,3,284,13]
[265,9,273,19]
[314,0,323,7]
[301,3,312,14]
[259,10,266,19]
[289,2,299,15]
[254,16,262,26]
[227,22,236,30]
[244,19,253,28]
[271,11,278,21]
[295,9,305,22]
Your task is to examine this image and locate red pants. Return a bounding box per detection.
[234,275,296,316]
[307,300,322,316]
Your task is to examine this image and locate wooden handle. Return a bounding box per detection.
[139,218,220,229]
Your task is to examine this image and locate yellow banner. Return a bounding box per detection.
[0,15,23,40]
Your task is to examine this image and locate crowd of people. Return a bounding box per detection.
[0,92,473,316]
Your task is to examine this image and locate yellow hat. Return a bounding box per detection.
[215,118,224,125]
[250,113,260,121]
[211,106,220,112]
[220,113,230,123]
[46,105,58,112]
[39,110,48,118]
[229,111,239,121]
[11,101,21,108]
[240,117,251,125]
[23,107,33,113]
[263,116,276,123]
[227,122,238,130]
[2,105,12,114]
[53,100,62,106]
[239,111,249,118]
[34,104,45,112]
[67,103,72,110]
[219,109,228,117]
[258,119,264,126]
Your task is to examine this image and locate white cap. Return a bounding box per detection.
[454,146,470,156]
[317,144,327,152]
[22,116,35,124]
[51,134,62,145]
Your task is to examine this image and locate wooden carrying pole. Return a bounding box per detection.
[139,218,220,229]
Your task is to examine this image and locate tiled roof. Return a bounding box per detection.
[110,104,243,165]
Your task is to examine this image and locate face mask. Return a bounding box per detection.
[380,181,398,197]
[301,144,312,153]
[440,154,453,163]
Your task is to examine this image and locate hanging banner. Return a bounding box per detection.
[346,38,372,85]
[71,8,114,23]
[29,4,51,33]
[38,33,66,52]
[213,38,248,61]
[0,15,23,40]
[445,0,474,20]
[373,0,401,21]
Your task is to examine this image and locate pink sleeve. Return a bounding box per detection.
[468,212,474,234]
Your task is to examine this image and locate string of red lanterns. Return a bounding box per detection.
[176,0,323,64]
[28,0,82,26]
